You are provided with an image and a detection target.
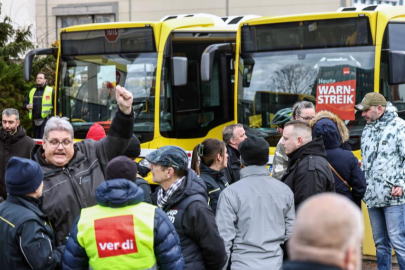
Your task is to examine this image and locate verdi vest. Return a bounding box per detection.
[28,86,53,119]
[77,203,157,270]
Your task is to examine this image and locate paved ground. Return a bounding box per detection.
[362,256,398,270]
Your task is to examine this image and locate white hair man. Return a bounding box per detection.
[222,124,247,183]
[284,193,364,270]
[31,85,135,245]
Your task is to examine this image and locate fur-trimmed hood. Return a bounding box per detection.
[310,111,349,149]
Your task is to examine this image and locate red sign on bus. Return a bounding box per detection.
[105,29,119,43]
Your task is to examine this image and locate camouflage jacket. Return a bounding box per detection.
[272,138,288,180]
[361,102,405,208]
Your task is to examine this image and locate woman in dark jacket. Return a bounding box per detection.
[191,138,229,214]
[310,111,367,207]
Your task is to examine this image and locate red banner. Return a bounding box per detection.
[95,215,138,258]
[316,79,356,120]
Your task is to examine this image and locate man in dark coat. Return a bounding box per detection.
[222,124,247,184]
[31,86,134,245]
[0,108,35,201]
[283,194,363,270]
[0,157,64,270]
[147,146,227,270]
[281,120,335,209]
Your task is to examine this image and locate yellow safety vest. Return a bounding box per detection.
[28,85,53,119]
[77,203,157,270]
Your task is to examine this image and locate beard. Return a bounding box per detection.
[3,127,17,137]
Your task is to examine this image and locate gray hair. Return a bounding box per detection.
[223,124,244,144]
[43,116,74,139]
[292,101,315,119]
[2,108,19,120]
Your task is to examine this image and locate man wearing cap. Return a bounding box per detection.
[0,157,64,269]
[216,136,295,270]
[61,162,184,270]
[355,92,405,269]
[146,146,227,270]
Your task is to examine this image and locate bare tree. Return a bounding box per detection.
[273,64,316,94]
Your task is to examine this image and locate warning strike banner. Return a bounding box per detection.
[316,67,356,120]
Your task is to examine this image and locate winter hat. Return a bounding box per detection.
[86,123,106,141]
[123,135,141,158]
[239,136,269,166]
[145,146,188,170]
[6,157,43,195]
[106,156,138,182]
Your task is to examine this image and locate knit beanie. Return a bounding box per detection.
[239,136,269,166]
[123,135,141,158]
[6,157,43,195]
[86,123,106,141]
[106,156,138,182]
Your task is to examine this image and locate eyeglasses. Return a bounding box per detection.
[45,139,73,148]
[298,115,314,121]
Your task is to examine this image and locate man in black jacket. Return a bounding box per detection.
[222,124,247,184]
[146,146,227,270]
[31,85,134,245]
[281,120,335,209]
[0,108,35,201]
[0,157,64,270]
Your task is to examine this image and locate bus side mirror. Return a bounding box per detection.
[24,48,58,81]
[241,56,255,88]
[201,43,234,82]
[388,51,405,85]
[171,57,188,86]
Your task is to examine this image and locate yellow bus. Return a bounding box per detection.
[223,5,405,256]
[24,15,257,157]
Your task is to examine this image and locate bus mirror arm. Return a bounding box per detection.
[201,43,234,82]
[24,48,58,81]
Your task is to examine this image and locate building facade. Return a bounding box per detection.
[35,0,402,47]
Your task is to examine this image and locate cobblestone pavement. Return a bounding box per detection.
[363,258,399,270]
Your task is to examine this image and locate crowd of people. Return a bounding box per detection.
[0,76,403,270]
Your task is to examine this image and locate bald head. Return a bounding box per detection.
[288,194,363,270]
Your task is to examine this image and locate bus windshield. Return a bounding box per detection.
[58,28,157,141]
[58,53,158,140]
[238,46,375,149]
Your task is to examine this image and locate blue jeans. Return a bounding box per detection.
[368,205,405,270]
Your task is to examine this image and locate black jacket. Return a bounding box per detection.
[31,108,134,245]
[151,169,227,270]
[281,137,335,209]
[283,261,342,270]
[199,163,229,215]
[0,195,64,270]
[0,126,35,200]
[62,179,184,270]
[223,144,241,184]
